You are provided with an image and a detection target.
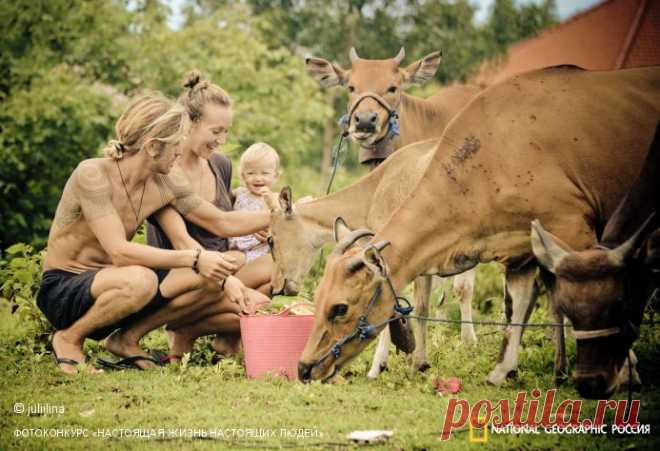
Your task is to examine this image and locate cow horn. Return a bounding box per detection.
[393,47,405,65]
[607,213,656,267]
[332,229,374,256]
[373,240,391,252]
[349,47,359,63]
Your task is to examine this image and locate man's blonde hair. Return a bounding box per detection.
[239,142,281,175]
[103,94,187,160]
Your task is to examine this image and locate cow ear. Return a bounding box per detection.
[279,186,293,216]
[531,220,571,274]
[363,245,388,278]
[402,51,442,86]
[305,56,348,88]
[333,217,351,242]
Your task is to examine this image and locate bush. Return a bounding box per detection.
[0,242,51,351]
[0,67,116,248]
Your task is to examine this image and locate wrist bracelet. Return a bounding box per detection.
[192,248,202,273]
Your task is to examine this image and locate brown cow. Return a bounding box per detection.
[302,48,481,377]
[266,139,478,378]
[531,123,660,398]
[297,65,660,397]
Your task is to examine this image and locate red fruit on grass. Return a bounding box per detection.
[433,377,462,395]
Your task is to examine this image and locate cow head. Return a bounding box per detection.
[298,221,396,382]
[305,47,442,147]
[265,187,318,296]
[531,218,655,398]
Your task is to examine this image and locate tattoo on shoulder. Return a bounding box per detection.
[74,161,115,221]
[53,180,82,228]
[161,169,202,216]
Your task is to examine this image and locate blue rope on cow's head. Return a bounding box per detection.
[339,92,400,145]
[387,111,400,139]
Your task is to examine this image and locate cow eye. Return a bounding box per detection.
[347,85,356,93]
[328,303,348,320]
[387,86,397,93]
[267,236,274,250]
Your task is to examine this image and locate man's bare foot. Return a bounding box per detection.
[165,329,195,364]
[104,329,158,370]
[212,334,242,357]
[52,330,85,375]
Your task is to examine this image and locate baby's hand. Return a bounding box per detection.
[261,190,279,212]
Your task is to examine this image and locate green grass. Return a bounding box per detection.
[1,264,659,450]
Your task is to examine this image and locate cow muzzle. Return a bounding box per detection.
[574,371,617,399]
[354,111,378,133]
[283,279,299,296]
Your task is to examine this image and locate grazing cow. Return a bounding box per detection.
[531,123,660,398]
[267,139,477,377]
[297,65,660,394]
[302,48,481,377]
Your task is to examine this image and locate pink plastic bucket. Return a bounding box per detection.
[240,307,314,380]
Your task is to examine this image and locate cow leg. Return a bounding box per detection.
[552,310,568,385]
[453,268,477,346]
[487,264,538,386]
[367,328,391,379]
[412,275,432,372]
[617,349,642,390]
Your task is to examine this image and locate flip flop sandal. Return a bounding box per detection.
[150,349,182,365]
[54,355,80,367]
[96,355,162,370]
[49,337,81,370]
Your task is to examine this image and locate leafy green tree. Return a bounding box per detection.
[130,5,332,172]
[0,67,116,247]
[485,0,557,55]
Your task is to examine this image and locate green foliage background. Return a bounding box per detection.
[0,0,557,251]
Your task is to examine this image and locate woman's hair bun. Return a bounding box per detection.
[183,70,202,90]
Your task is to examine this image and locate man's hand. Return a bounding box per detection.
[223,276,249,313]
[197,250,239,281]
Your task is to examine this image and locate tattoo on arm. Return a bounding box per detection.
[74,161,115,221]
[53,180,82,228]
[162,168,203,216]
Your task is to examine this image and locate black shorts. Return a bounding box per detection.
[37,268,170,341]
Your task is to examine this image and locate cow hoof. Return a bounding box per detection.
[486,369,507,386]
[506,369,517,379]
[366,363,388,380]
[416,362,431,373]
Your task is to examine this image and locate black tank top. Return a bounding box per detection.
[147,153,234,251]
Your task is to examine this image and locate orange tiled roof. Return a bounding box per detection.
[475,0,660,85]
